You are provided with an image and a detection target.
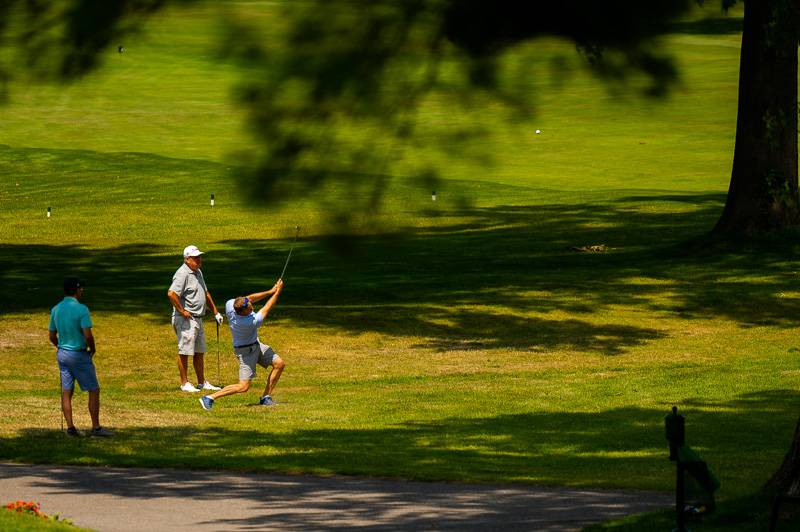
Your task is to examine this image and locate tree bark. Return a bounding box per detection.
[765,415,800,495]
[713,0,799,234]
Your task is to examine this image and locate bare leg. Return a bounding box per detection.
[88,389,100,429]
[177,355,190,385]
[61,389,75,428]
[193,353,205,383]
[209,380,250,401]
[263,357,285,397]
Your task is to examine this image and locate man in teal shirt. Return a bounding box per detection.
[48,277,112,437]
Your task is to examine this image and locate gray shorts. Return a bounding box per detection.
[234,341,277,381]
[172,315,207,355]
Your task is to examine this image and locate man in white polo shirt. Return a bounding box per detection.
[167,245,224,392]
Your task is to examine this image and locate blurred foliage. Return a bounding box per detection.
[0,0,746,230]
[0,0,177,81]
[216,0,699,229]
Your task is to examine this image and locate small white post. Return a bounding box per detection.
[47,206,51,218]
[431,191,436,202]
[210,194,215,208]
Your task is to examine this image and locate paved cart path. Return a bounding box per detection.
[0,462,671,531]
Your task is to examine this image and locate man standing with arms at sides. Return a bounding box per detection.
[49,277,112,437]
[167,245,224,393]
[199,279,285,410]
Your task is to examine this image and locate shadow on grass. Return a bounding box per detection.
[586,493,800,532]
[669,15,743,36]
[1,391,797,493]
[3,191,800,354]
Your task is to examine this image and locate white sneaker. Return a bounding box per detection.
[180,382,200,392]
[201,381,221,391]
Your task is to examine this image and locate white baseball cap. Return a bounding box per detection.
[183,245,204,258]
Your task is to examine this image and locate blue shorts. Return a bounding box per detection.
[57,348,99,392]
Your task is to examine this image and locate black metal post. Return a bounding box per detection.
[665,406,688,532]
[675,462,687,532]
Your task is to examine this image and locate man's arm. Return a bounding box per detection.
[206,291,224,325]
[257,280,284,320]
[205,291,219,316]
[246,290,270,303]
[49,330,58,348]
[167,290,192,319]
[83,328,96,356]
[248,280,282,303]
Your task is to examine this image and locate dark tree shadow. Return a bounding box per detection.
[670,15,743,36]
[1,391,796,500]
[3,190,799,356]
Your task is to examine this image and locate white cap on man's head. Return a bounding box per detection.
[183,245,204,258]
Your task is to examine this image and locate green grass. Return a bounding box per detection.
[1,2,799,530]
[0,509,88,531]
[586,494,800,532]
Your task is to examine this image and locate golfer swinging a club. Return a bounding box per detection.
[200,279,285,410]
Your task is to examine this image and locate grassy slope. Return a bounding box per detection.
[1,4,800,530]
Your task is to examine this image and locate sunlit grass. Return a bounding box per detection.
[0,507,88,531]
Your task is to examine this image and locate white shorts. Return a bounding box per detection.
[234,341,278,381]
[172,315,207,355]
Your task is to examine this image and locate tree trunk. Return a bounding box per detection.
[713,0,799,234]
[765,416,800,495]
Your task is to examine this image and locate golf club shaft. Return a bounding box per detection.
[59,374,63,432]
[279,226,300,280]
[216,322,220,385]
[279,247,294,280]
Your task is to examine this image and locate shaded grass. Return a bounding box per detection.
[586,494,800,532]
[1,394,797,492]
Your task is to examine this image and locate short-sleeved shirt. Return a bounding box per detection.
[225,299,265,347]
[49,297,92,351]
[169,263,208,317]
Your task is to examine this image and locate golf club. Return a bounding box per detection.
[216,321,221,385]
[59,375,63,433]
[279,225,301,280]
